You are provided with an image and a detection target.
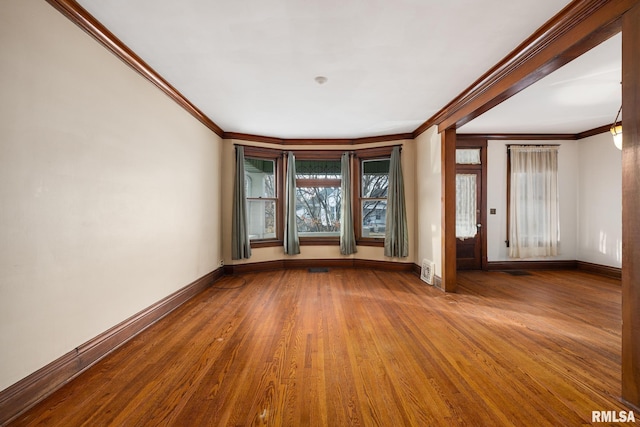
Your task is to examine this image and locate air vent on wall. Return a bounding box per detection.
[420,259,435,285]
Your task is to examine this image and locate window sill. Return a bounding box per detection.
[250,239,283,249]
[299,237,340,246]
[356,239,385,247]
[251,238,342,247]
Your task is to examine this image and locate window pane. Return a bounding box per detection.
[244,159,275,198]
[362,159,389,197]
[456,149,481,165]
[296,186,341,236]
[247,200,276,240]
[296,160,341,179]
[362,200,387,238]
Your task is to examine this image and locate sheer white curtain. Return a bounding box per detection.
[509,146,559,258]
[456,174,477,239]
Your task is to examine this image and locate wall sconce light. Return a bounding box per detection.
[610,105,622,150]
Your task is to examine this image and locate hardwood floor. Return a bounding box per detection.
[9,269,634,426]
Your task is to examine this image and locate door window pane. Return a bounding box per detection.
[456,174,477,239]
[456,149,481,165]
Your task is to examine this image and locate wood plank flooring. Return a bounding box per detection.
[9,269,635,426]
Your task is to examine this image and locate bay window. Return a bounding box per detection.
[237,144,399,248]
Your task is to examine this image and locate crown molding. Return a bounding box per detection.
[223,132,284,145]
[414,0,633,138]
[575,122,619,139]
[223,132,413,146]
[457,133,576,141]
[45,0,225,137]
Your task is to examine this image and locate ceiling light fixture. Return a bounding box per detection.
[610,104,622,150]
[314,76,328,85]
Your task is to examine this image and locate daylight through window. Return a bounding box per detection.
[361,158,390,238]
[245,158,277,240]
[295,160,342,237]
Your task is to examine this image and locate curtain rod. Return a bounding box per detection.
[506,144,560,149]
[506,144,560,147]
[234,143,402,150]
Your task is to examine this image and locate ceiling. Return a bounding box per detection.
[74,0,620,139]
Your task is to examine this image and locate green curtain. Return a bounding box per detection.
[284,151,300,255]
[340,152,357,255]
[231,146,251,260]
[384,146,408,258]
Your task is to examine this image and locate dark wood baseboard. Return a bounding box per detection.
[411,263,421,276]
[225,259,415,275]
[486,260,578,271]
[224,260,285,274]
[0,268,223,425]
[486,260,622,280]
[433,275,443,290]
[353,259,414,272]
[576,261,622,279]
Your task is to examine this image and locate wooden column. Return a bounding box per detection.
[622,1,640,410]
[441,128,457,292]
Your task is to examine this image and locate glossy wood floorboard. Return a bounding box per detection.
[10,269,633,426]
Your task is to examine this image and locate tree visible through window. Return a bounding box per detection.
[361,159,390,238]
[295,160,341,236]
[237,145,398,247]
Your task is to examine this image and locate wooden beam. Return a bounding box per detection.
[414,0,636,136]
[441,128,457,292]
[621,0,640,410]
[457,133,576,141]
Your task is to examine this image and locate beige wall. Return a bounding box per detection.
[0,0,222,390]
[414,127,442,277]
[577,133,622,267]
[222,139,416,265]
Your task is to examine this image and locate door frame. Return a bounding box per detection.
[456,137,488,270]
